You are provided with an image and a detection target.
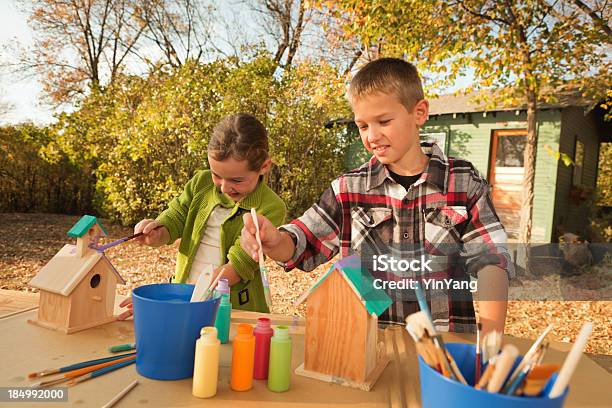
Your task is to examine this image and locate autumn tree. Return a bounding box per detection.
[14,0,147,104]
[324,0,610,246]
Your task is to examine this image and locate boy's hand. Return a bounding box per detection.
[116,297,133,320]
[134,219,169,247]
[241,213,283,260]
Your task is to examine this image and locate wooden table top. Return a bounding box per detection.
[0,290,610,407]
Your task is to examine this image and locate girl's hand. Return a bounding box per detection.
[116,297,133,320]
[134,219,168,247]
[241,213,282,261]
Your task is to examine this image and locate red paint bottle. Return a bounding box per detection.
[253,317,273,380]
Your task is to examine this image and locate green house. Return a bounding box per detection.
[340,90,610,243]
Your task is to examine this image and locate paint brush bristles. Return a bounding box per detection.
[482,330,502,363]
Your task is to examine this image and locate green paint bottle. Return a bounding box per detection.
[267,325,292,392]
[214,293,231,344]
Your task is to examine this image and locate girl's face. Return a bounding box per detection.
[208,154,271,202]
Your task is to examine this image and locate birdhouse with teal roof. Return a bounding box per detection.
[28,215,125,334]
[295,255,392,391]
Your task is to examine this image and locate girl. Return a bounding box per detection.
[118,113,286,318]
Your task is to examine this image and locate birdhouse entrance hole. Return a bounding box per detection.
[90,274,101,288]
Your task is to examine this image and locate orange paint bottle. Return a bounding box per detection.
[230,323,255,391]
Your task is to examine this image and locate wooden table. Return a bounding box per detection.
[0,290,610,407]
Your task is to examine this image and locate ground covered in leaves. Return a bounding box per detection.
[1,213,610,355]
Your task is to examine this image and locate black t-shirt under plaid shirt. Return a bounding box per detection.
[279,142,514,332]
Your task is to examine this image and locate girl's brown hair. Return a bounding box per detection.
[208,113,269,171]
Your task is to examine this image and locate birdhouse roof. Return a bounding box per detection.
[305,255,392,316]
[29,244,125,296]
[67,215,108,238]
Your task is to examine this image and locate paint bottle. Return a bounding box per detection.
[192,326,220,398]
[214,278,230,298]
[267,325,292,392]
[253,317,273,380]
[214,293,231,344]
[230,323,255,391]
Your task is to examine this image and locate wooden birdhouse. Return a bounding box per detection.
[28,215,125,334]
[295,255,392,391]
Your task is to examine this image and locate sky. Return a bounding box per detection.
[0,1,55,124]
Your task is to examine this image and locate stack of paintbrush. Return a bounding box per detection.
[28,353,136,388]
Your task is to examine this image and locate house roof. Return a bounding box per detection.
[67,215,108,238]
[428,88,596,116]
[28,244,125,296]
[306,255,392,317]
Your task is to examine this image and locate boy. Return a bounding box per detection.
[241,58,513,334]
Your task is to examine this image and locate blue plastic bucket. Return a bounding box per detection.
[132,283,220,380]
[418,342,569,408]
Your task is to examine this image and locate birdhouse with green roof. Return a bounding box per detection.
[27,215,124,334]
[67,215,108,257]
[295,255,392,391]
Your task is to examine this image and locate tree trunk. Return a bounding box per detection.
[519,89,537,245]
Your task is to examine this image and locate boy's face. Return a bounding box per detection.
[353,92,429,174]
[208,155,271,202]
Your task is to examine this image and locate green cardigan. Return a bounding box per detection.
[156,170,286,313]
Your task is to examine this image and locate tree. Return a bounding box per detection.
[324,0,610,246]
[16,0,147,104]
[138,0,215,67]
[45,53,351,224]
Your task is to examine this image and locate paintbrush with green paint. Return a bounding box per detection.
[250,207,272,308]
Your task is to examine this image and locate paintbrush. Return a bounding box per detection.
[67,358,136,386]
[475,322,482,384]
[522,363,560,396]
[28,352,136,379]
[251,208,272,308]
[486,344,519,393]
[30,355,136,388]
[414,281,432,321]
[93,225,164,252]
[405,321,438,369]
[548,321,593,398]
[203,266,226,301]
[475,361,495,389]
[406,312,466,384]
[503,323,553,389]
[102,379,139,408]
[502,341,548,395]
[482,330,502,363]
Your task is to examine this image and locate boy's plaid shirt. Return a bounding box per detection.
[279,142,514,332]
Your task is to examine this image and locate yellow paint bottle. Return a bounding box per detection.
[192,326,220,398]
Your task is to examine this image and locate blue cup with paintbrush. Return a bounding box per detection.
[417,342,568,408]
[132,283,220,380]
[408,309,591,407]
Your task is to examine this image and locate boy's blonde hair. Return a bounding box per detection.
[208,113,269,171]
[349,58,424,111]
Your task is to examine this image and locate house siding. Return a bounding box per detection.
[424,109,562,242]
[553,107,601,238]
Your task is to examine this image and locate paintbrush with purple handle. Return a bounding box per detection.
[92,225,164,252]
